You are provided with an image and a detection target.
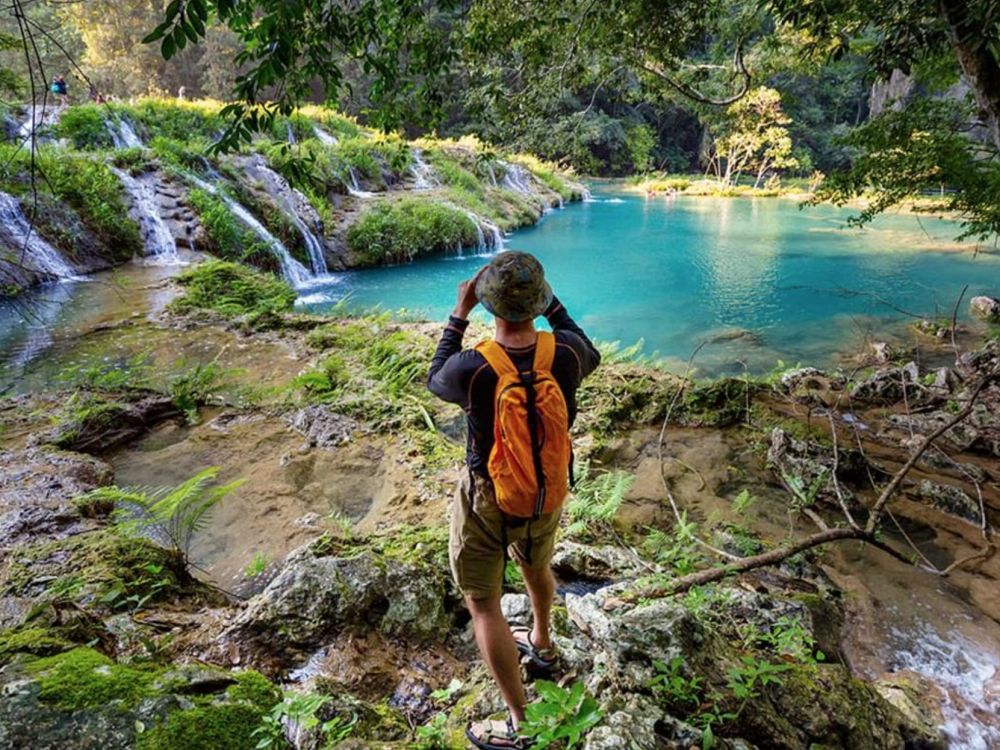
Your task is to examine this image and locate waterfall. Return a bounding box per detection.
[501,163,534,195]
[445,203,504,255]
[106,116,143,149]
[110,168,179,264]
[345,167,375,198]
[486,163,499,188]
[285,121,296,144]
[312,125,338,146]
[0,192,77,281]
[186,174,312,287]
[242,158,331,278]
[410,149,439,190]
[289,213,328,277]
[18,106,57,152]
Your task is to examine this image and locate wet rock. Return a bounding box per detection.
[36,395,182,454]
[885,402,1000,457]
[551,541,641,582]
[850,362,921,405]
[913,479,980,521]
[956,339,1000,380]
[706,327,763,346]
[0,448,112,547]
[869,341,898,365]
[500,594,531,623]
[970,295,1000,321]
[875,671,946,742]
[914,319,952,339]
[766,427,874,506]
[583,694,692,750]
[226,539,452,661]
[286,405,359,449]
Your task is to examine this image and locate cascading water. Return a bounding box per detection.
[0,191,77,281]
[445,203,504,255]
[110,168,179,264]
[241,157,333,279]
[186,174,312,287]
[410,149,439,190]
[106,116,143,149]
[312,125,338,146]
[285,122,296,144]
[345,167,375,198]
[501,162,534,195]
[18,105,57,152]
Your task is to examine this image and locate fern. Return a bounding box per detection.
[83,467,243,566]
[565,463,634,539]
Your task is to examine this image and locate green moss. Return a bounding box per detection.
[227,670,282,708]
[2,529,190,612]
[137,704,266,750]
[170,260,296,319]
[347,198,478,266]
[312,524,449,573]
[0,627,73,665]
[28,648,161,710]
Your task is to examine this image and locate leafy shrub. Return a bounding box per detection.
[520,680,602,749]
[117,98,225,142]
[347,198,477,265]
[171,259,296,318]
[565,466,634,539]
[87,466,243,568]
[54,104,115,149]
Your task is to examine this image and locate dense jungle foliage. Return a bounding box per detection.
[1,1,997,239]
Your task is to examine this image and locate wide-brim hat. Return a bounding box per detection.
[475,251,553,323]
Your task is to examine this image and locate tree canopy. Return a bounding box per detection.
[2,0,999,238]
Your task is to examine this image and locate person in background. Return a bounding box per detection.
[428,252,600,749]
[51,75,68,108]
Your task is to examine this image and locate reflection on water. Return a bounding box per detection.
[298,188,1000,372]
[0,264,183,392]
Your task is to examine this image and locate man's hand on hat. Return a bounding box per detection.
[453,266,487,320]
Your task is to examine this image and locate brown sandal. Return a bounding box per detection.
[466,716,528,749]
[511,625,558,671]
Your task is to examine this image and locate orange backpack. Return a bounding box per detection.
[475,332,572,519]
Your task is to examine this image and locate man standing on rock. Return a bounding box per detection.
[428,252,600,749]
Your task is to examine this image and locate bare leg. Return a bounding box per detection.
[467,594,527,726]
[519,563,555,650]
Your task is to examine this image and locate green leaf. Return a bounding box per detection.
[161,34,176,59]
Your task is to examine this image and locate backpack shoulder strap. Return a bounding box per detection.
[533,331,556,372]
[475,340,517,378]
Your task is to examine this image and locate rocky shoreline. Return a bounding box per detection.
[2,266,999,748]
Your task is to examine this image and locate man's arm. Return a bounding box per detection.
[427,267,487,405]
[427,315,471,405]
[545,296,601,380]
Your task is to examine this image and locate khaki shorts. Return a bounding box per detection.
[449,470,561,600]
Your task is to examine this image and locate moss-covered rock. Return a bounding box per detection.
[225,526,454,663]
[2,527,203,617]
[0,647,280,750]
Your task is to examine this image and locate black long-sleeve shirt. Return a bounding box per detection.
[427,297,601,476]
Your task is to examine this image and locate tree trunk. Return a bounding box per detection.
[754,161,768,189]
[940,0,1000,149]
